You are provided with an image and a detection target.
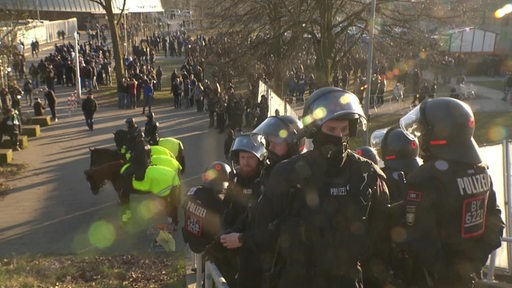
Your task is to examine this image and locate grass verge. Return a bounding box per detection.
[0,254,186,287]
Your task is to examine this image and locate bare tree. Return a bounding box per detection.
[206,0,485,88]
[89,0,126,85]
[0,8,29,88]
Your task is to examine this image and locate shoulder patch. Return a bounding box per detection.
[187,187,198,196]
[434,160,449,171]
[406,190,422,202]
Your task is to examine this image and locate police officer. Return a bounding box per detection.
[120,126,151,222]
[370,127,420,285]
[220,115,306,286]
[399,97,504,287]
[355,146,380,165]
[252,115,305,179]
[81,90,97,131]
[370,127,420,203]
[144,112,159,145]
[182,161,232,254]
[220,133,266,288]
[258,87,390,288]
[158,137,186,174]
[3,108,21,151]
[124,117,141,157]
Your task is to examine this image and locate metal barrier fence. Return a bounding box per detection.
[205,260,230,288]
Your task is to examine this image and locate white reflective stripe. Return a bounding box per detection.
[155,184,176,197]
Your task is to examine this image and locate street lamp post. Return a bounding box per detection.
[124,11,128,56]
[363,0,376,146]
[36,0,40,21]
[74,32,81,100]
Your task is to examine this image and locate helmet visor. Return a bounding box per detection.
[399,105,423,138]
[253,117,295,144]
[370,128,389,149]
[302,92,367,131]
[230,134,267,161]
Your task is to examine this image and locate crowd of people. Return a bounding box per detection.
[182,87,505,288]
[0,20,507,288]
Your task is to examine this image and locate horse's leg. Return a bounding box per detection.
[165,186,181,230]
[119,170,133,222]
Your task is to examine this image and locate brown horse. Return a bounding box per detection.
[88,147,123,170]
[84,160,181,224]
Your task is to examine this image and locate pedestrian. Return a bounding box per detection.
[142,79,154,115]
[193,82,204,112]
[172,76,182,109]
[43,88,58,122]
[256,87,390,287]
[223,129,235,160]
[81,90,97,131]
[126,77,137,109]
[0,87,11,114]
[398,97,504,287]
[393,81,404,102]
[23,77,33,106]
[144,112,159,145]
[155,66,163,91]
[2,108,22,151]
[502,73,512,102]
[117,77,128,109]
[33,97,45,116]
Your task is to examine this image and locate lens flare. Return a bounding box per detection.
[88,220,116,249]
[495,4,512,18]
[340,95,351,104]
[137,198,162,219]
[312,107,327,120]
[488,125,508,142]
[278,129,289,139]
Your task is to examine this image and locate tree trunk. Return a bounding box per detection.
[104,0,125,87]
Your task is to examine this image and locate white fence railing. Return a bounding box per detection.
[205,260,230,288]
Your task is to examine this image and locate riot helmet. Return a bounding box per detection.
[253,115,305,163]
[202,161,233,192]
[146,112,155,120]
[229,133,267,165]
[355,146,380,165]
[371,127,420,173]
[302,87,366,138]
[400,97,481,164]
[125,117,136,129]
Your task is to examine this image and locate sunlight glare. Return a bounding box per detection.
[495,4,512,18]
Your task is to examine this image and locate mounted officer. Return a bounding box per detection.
[120,118,151,222]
